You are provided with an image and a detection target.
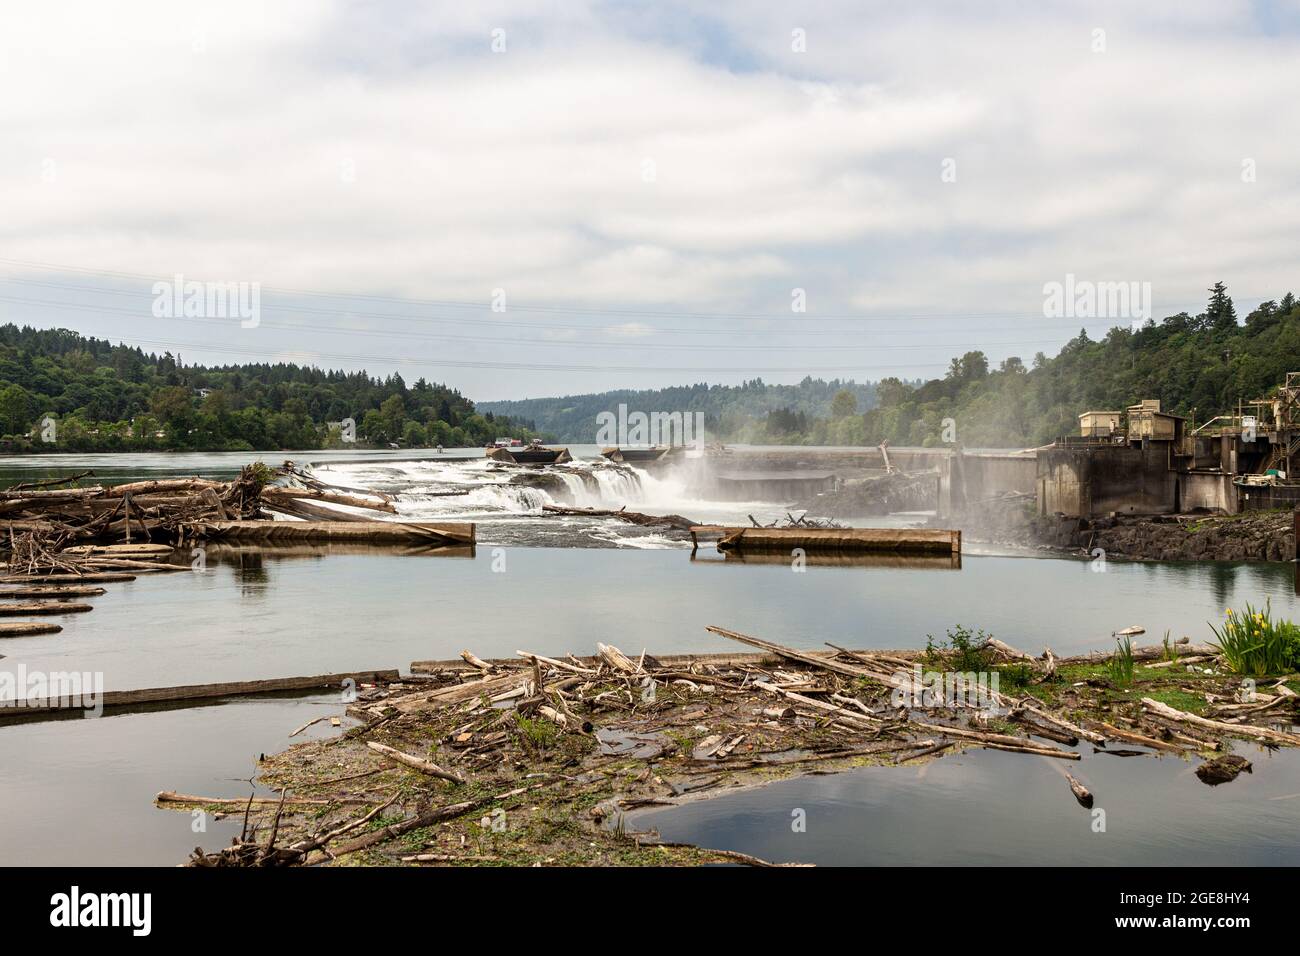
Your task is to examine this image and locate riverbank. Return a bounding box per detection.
[171,631,1300,867]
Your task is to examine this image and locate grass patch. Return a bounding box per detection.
[1106,635,1136,688]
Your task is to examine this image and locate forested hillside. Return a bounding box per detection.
[479,378,883,444]
[0,325,540,451]
[863,283,1300,448]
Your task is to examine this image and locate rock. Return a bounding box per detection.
[1195,754,1252,786]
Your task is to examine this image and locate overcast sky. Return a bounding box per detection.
[2,1,1298,401]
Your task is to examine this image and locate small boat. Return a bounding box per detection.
[1113,626,1145,637]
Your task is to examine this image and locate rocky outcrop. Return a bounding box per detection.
[943,500,1295,562]
[798,471,938,518]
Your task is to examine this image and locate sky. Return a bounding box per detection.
[1,0,1298,401]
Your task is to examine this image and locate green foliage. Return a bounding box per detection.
[1209,600,1300,677]
[860,283,1300,447]
[483,283,1297,449]
[0,324,543,452]
[924,624,991,672]
[479,377,885,444]
[1106,635,1136,687]
[514,714,559,755]
[996,662,1035,687]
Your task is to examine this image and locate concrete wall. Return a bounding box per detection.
[1038,443,1177,516]
[1179,472,1237,513]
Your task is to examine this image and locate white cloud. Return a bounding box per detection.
[0,0,1297,395]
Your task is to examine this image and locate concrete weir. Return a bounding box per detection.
[691,525,961,554]
[187,520,476,546]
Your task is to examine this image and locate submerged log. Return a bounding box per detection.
[1064,772,1094,808]
[1194,754,1252,786]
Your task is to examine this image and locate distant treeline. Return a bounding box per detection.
[0,324,543,452]
[862,283,1300,448]
[3,280,1293,453]
[479,378,886,444]
[490,283,1300,448]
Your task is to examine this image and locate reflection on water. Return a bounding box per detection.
[632,743,1300,866]
[695,549,962,570]
[0,545,1295,865]
[4,548,1294,693]
[0,693,346,866]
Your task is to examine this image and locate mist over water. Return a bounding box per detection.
[311,453,793,547]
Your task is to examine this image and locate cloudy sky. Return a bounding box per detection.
[1,1,1298,400]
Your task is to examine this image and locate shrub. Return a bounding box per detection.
[1210,600,1300,677]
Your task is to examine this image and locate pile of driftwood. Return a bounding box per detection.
[748,512,847,529]
[0,462,395,555]
[0,467,267,547]
[170,624,1300,867]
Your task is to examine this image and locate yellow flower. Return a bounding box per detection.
[1226,609,1233,616]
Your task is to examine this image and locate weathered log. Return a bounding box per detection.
[327,787,533,857]
[982,638,1034,662]
[156,791,359,808]
[460,649,495,672]
[2,669,399,715]
[596,642,642,674]
[1065,772,1094,808]
[389,672,527,713]
[0,585,106,598]
[366,741,466,784]
[514,650,596,675]
[262,486,397,513]
[0,621,63,637]
[1090,719,1186,753]
[0,573,135,583]
[541,504,696,531]
[1062,643,1218,664]
[103,479,224,496]
[64,544,174,557]
[1141,697,1300,746]
[186,520,475,545]
[0,602,94,616]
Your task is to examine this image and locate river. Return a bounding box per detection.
[0,448,1297,866]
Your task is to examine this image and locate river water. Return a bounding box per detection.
[0,448,1297,866]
